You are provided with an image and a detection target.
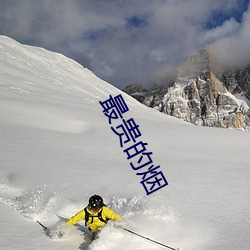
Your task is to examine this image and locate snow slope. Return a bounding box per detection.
[0,36,250,250]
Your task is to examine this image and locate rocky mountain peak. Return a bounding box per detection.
[177,48,210,78]
[123,49,250,130]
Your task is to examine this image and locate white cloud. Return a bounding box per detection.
[200,18,240,45]
[209,5,250,68]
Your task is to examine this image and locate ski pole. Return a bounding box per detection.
[122,227,180,250]
[37,220,48,231]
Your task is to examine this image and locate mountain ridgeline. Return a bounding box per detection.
[123,49,250,130]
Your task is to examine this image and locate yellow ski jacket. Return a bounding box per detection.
[67,206,121,233]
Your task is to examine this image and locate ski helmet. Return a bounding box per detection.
[89,195,104,210]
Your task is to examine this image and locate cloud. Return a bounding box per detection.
[208,3,250,68]
[0,0,249,89]
[200,18,240,45]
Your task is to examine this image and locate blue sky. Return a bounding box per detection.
[0,0,249,89]
[205,0,249,28]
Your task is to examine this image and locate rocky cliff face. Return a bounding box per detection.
[123,49,250,130]
[217,66,250,100]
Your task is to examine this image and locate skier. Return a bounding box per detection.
[66,194,122,239]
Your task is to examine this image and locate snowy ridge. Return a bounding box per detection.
[0,36,250,250]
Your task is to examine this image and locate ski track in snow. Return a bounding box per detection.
[0,99,91,134]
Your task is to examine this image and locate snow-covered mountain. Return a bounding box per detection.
[124,49,250,130]
[0,36,250,250]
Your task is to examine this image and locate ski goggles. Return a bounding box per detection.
[89,205,101,212]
